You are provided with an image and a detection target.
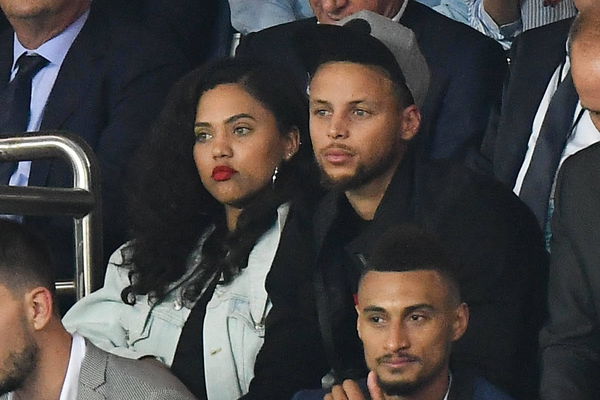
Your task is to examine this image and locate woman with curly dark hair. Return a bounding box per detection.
[63,58,327,400]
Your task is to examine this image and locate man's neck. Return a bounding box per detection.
[9,1,90,49]
[14,328,73,400]
[344,157,403,221]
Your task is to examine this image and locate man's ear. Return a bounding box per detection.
[282,126,301,161]
[451,303,469,342]
[399,105,421,141]
[25,287,54,331]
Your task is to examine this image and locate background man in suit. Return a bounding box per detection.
[480,0,596,242]
[294,226,514,400]
[468,0,576,49]
[0,219,197,400]
[539,8,600,399]
[297,12,546,398]
[236,0,506,162]
[0,0,189,282]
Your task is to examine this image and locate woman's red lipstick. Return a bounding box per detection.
[212,166,237,181]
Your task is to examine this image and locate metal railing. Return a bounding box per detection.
[0,131,102,299]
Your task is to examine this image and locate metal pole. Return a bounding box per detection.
[0,132,102,299]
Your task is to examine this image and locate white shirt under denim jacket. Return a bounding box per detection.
[63,204,290,400]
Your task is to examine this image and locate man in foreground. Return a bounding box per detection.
[294,226,513,400]
[0,219,197,400]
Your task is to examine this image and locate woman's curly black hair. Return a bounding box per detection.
[120,57,317,304]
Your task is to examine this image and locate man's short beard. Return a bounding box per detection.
[0,328,39,395]
[318,148,400,192]
[376,355,448,397]
[377,374,430,397]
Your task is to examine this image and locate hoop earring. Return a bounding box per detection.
[272,166,279,187]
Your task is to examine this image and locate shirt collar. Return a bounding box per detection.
[59,332,87,400]
[391,0,409,23]
[442,372,453,400]
[12,9,89,72]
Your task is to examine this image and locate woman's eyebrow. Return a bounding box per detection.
[225,113,256,124]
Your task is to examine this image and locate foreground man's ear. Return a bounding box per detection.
[451,302,470,342]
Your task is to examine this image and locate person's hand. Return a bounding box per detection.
[324,379,365,400]
[366,371,385,400]
[323,372,385,400]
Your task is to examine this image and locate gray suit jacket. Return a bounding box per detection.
[1,341,197,400]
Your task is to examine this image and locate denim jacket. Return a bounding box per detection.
[63,204,290,400]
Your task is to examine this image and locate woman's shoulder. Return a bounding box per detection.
[102,242,136,288]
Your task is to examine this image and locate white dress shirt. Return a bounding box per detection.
[8,10,89,187]
[59,333,87,400]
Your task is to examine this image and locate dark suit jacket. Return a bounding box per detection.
[236,1,506,162]
[0,14,8,34]
[312,149,547,398]
[539,143,600,400]
[0,1,189,279]
[292,369,515,400]
[99,0,222,67]
[480,18,574,187]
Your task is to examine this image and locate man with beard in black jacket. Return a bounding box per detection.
[297,11,547,399]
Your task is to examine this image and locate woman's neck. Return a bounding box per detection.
[225,205,242,231]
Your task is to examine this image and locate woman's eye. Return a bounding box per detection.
[194,131,212,143]
[233,126,251,136]
[353,109,369,117]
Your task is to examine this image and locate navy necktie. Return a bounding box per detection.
[0,53,49,184]
[519,71,579,229]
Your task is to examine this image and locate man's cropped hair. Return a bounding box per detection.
[363,224,462,301]
[0,219,55,294]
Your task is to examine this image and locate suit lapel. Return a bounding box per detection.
[30,5,106,187]
[398,1,450,156]
[40,6,105,133]
[77,341,108,400]
[0,29,12,91]
[447,370,476,400]
[399,1,424,41]
[494,18,573,186]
